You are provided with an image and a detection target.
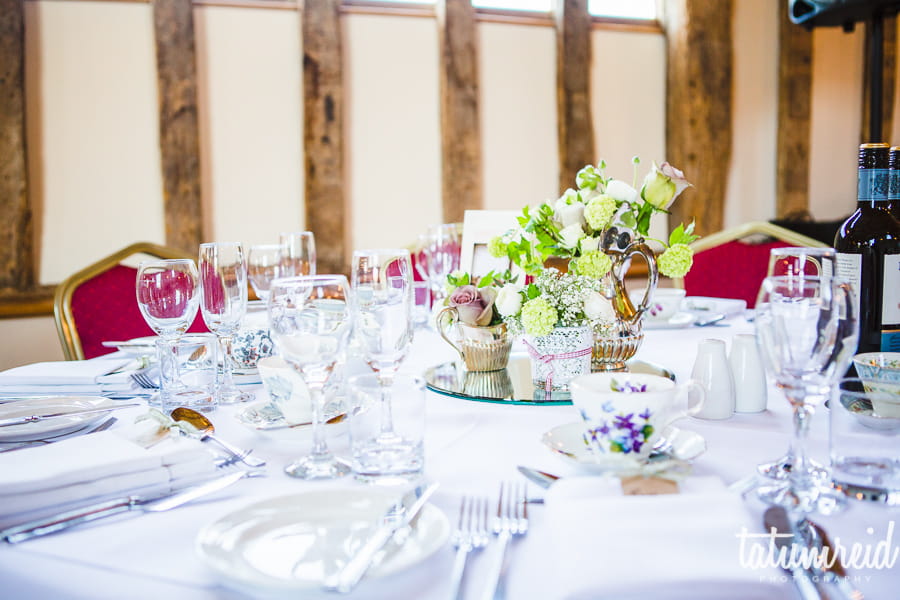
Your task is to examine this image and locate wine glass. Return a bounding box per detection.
[279,231,316,277]
[424,224,460,306]
[135,259,200,340]
[758,247,838,480]
[350,249,415,478]
[247,243,285,303]
[199,242,253,405]
[268,275,353,479]
[754,275,858,513]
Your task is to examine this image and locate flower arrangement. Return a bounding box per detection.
[488,158,699,279]
[494,269,614,337]
[443,271,507,327]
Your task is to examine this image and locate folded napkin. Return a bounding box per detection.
[0,357,149,395]
[543,477,790,600]
[0,429,217,527]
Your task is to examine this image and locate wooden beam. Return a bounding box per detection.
[153,0,203,253]
[437,0,483,223]
[303,0,347,274]
[776,4,813,218]
[555,0,594,192]
[662,0,733,236]
[861,14,897,143]
[0,0,34,291]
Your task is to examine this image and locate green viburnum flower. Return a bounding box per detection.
[571,251,612,279]
[584,195,617,230]
[520,297,558,336]
[487,236,508,258]
[657,243,694,278]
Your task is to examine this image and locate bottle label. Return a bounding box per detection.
[890,170,900,201]
[835,253,862,319]
[858,169,890,201]
[882,254,900,351]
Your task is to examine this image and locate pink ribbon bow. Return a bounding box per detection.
[523,339,592,392]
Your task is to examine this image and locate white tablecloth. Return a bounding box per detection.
[1,318,897,600]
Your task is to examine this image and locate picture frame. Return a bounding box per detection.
[459,210,522,279]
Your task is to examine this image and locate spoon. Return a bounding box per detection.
[170,407,266,468]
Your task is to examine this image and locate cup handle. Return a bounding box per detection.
[676,379,707,420]
[437,307,465,360]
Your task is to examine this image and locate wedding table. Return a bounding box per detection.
[1,316,897,600]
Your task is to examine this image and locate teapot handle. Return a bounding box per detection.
[437,307,465,360]
[621,241,659,321]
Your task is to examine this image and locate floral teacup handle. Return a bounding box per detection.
[620,241,659,323]
[437,307,465,360]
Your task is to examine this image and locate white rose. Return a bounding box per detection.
[495,284,524,317]
[554,200,585,228]
[605,179,639,204]
[579,236,601,254]
[558,224,586,249]
[578,188,601,204]
[583,291,615,321]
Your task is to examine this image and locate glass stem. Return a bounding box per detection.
[309,384,330,458]
[380,382,396,437]
[219,334,236,390]
[789,402,815,490]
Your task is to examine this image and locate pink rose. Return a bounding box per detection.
[449,285,497,327]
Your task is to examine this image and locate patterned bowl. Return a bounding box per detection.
[853,352,900,417]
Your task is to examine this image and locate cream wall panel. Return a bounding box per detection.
[345,14,442,248]
[808,25,865,220]
[725,0,778,228]
[479,23,558,209]
[591,29,666,239]
[26,1,165,284]
[0,318,64,370]
[194,7,304,246]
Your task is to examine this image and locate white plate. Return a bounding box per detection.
[682,296,747,318]
[101,336,158,356]
[642,312,697,330]
[196,488,450,594]
[0,396,118,442]
[541,422,707,474]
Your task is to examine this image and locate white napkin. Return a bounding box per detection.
[0,357,146,394]
[543,477,790,600]
[0,430,217,527]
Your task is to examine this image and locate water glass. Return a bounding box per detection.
[348,374,425,482]
[157,333,217,413]
[830,378,900,501]
[247,243,285,302]
[424,224,460,305]
[199,242,252,405]
[279,231,316,277]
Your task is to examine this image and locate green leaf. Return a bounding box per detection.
[477,272,495,287]
[620,212,637,229]
[526,283,540,299]
[669,220,700,245]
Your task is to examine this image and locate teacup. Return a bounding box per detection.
[570,373,705,461]
[643,288,686,322]
[257,356,312,425]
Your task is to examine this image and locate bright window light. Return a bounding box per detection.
[588,0,657,19]
[472,0,551,11]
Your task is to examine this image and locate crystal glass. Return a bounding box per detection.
[268,275,353,479]
[199,242,253,405]
[279,231,316,277]
[758,247,838,480]
[350,249,415,479]
[754,275,858,513]
[135,259,200,340]
[424,224,460,306]
[247,244,285,303]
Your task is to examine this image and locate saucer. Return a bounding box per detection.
[643,312,697,330]
[541,422,707,474]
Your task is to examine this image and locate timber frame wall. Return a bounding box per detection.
[1,0,894,318]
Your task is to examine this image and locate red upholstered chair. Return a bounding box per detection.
[53,242,208,360]
[677,222,827,308]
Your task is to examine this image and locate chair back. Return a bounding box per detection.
[53,242,207,360]
[679,222,827,308]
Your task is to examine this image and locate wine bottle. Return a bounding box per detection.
[889,146,900,220]
[834,143,900,353]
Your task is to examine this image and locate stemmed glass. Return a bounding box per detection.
[279,231,316,277]
[758,247,838,480]
[754,275,858,513]
[268,275,353,479]
[350,249,415,477]
[136,259,200,403]
[424,224,460,306]
[247,244,285,303]
[199,242,253,405]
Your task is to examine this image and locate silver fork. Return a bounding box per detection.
[448,496,490,600]
[130,370,158,390]
[480,482,528,600]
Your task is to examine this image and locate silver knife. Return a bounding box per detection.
[517,465,560,489]
[323,481,439,593]
[1,470,248,543]
[805,519,865,600]
[0,403,141,427]
[763,506,825,600]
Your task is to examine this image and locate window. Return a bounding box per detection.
[350,1,657,21]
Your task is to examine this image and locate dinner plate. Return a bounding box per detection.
[101,336,158,356]
[642,312,697,330]
[196,488,450,594]
[0,396,118,442]
[541,421,707,474]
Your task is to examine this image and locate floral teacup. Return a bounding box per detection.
[569,373,705,462]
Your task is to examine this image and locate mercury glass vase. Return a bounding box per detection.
[525,325,593,392]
